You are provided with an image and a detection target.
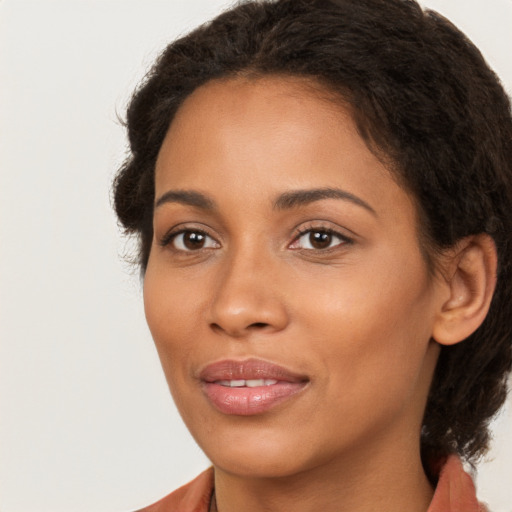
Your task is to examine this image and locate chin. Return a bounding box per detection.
[210,447,311,479]
[193,420,317,478]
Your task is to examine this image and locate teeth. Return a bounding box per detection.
[246,379,265,387]
[247,379,278,387]
[217,379,278,387]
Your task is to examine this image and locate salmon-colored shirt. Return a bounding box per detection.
[135,455,487,512]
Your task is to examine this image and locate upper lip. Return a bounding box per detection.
[199,358,308,383]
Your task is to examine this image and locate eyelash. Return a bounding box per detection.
[159,225,353,253]
[159,228,218,251]
[290,226,353,251]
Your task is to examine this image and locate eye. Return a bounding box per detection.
[167,230,219,251]
[290,229,350,250]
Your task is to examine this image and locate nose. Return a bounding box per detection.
[208,250,289,338]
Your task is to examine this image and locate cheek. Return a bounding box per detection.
[143,267,222,437]
[144,249,207,328]
[300,252,435,412]
[143,275,207,433]
[143,263,202,377]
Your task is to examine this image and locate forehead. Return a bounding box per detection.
[172,74,345,124]
[156,76,384,183]
[154,76,415,223]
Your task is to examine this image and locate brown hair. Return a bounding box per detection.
[113,0,512,463]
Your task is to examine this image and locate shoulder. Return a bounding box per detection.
[134,468,214,512]
[132,457,489,512]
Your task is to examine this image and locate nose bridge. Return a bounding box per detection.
[209,239,288,336]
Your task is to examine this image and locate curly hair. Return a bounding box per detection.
[113,0,512,464]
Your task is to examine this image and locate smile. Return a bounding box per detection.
[199,359,309,416]
[216,379,278,387]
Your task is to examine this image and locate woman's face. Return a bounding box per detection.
[144,77,443,478]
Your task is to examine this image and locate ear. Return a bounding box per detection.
[432,233,497,346]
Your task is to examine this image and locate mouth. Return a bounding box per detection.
[215,378,279,387]
[199,359,309,416]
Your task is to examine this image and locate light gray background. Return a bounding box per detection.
[1,1,511,511]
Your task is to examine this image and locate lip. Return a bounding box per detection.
[199,358,309,416]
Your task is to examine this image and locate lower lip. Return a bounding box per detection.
[202,381,306,416]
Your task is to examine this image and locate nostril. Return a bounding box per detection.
[249,322,269,329]
[209,321,270,336]
[210,323,223,333]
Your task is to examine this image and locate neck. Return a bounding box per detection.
[213,431,433,512]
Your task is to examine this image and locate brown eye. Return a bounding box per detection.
[291,229,349,251]
[309,231,332,249]
[172,230,218,251]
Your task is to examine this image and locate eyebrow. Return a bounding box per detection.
[155,190,216,210]
[154,187,376,216]
[273,187,377,216]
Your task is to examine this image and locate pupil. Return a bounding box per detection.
[184,232,205,250]
[310,231,331,249]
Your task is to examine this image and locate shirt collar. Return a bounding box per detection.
[427,455,487,512]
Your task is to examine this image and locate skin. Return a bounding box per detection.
[144,76,455,512]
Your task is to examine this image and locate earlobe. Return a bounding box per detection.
[432,234,497,346]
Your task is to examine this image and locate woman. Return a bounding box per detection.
[113,0,512,510]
